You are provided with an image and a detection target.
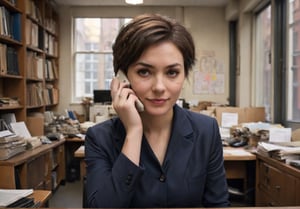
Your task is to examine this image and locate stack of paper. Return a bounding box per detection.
[0,189,33,207]
[257,142,300,162]
[0,130,26,160]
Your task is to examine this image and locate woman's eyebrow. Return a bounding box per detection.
[135,62,182,68]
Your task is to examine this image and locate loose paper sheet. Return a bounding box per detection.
[10,122,32,138]
[221,112,238,128]
[269,127,291,143]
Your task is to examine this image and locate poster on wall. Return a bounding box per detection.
[193,50,225,94]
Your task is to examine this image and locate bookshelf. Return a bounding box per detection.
[0,0,59,125]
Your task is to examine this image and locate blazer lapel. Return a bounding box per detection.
[163,106,194,169]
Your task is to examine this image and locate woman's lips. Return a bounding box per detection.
[148,98,168,105]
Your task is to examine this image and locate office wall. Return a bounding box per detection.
[57,5,229,115]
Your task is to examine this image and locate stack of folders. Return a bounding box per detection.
[0,189,38,208]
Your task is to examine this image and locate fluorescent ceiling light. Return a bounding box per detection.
[125,0,143,5]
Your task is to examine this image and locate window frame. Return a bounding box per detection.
[252,1,273,122]
[71,17,130,103]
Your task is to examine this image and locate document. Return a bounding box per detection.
[269,127,292,142]
[221,112,238,128]
[0,189,33,207]
[10,121,32,139]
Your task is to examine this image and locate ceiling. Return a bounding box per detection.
[54,0,228,7]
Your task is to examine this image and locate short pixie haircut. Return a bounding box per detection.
[112,14,195,77]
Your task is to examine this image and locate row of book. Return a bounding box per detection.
[0,43,20,75]
[26,83,58,107]
[25,0,42,23]
[0,6,21,41]
[25,17,58,55]
[26,51,43,79]
[45,32,58,56]
[26,52,59,80]
[25,18,42,49]
[45,59,58,80]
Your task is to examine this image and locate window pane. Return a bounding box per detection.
[287,0,300,121]
[73,18,131,101]
[254,5,272,121]
[75,53,116,98]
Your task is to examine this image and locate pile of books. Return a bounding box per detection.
[0,130,26,160]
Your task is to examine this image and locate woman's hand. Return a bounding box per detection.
[110,77,143,132]
[111,77,144,166]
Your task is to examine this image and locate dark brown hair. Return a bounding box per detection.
[112,14,195,77]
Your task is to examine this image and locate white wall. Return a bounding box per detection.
[182,7,229,106]
[57,5,230,114]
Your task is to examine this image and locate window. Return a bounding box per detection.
[73,18,131,102]
[254,4,272,121]
[287,0,300,122]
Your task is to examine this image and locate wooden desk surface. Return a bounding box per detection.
[66,137,84,142]
[223,147,256,161]
[0,139,65,166]
[29,190,52,207]
[74,145,256,161]
[74,145,85,158]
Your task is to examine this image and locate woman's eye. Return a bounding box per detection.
[167,70,179,77]
[137,69,150,77]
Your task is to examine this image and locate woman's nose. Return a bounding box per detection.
[152,76,166,92]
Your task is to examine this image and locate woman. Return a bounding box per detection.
[85,13,230,208]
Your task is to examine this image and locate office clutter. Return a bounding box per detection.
[192,103,300,162]
[44,111,81,137]
[89,104,116,123]
[0,111,67,160]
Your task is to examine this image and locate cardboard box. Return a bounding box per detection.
[26,115,45,136]
[215,106,265,127]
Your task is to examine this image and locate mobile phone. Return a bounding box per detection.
[116,70,144,112]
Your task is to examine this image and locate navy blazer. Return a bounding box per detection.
[85,105,230,208]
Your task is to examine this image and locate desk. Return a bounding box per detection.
[223,147,256,180]
[74,146,256,186]
[74,145,85,180]
[65,137,85,181]
[223,147,256,204]
[29,190,52,207]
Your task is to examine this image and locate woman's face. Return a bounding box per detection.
[127,41,185,116]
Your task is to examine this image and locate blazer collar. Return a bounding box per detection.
[163,105,194,168]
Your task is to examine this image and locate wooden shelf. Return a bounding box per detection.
[0,139,65,190]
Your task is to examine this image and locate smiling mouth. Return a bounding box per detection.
[148,98,168,105]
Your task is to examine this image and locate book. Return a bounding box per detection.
[12,12,21,42]
[6,46,19,75]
